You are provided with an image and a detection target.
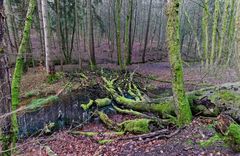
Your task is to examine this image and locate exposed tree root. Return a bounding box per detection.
[112,105,152,119]
[97,111,156,134]
[69,131,124,137]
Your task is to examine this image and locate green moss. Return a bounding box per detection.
[113,105,149,118]
[47,72,64,84]
[81,100,94,111]
[200,134,223,148]
[71,131,98,137]
[120,119,152,134]
[210,90,240,102]
[116,96,175,116]
[95,98,112,107]
[27,96,59,110]
[98,111,121,131]
[226,124,240,152]
[98,139,113,145]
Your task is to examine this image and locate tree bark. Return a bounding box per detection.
[87,0,96,69]
[236,0,240,76]
[166,0,192,126]
[123,0,133,69]
[142,0,153,63]
[116,0,123,70]
[0,1,12,154]
[41,0,50,73]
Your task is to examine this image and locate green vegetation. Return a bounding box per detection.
[120,119,152,134]
[98,139,113,145]
[47,72,64,84]
[27,96,59,110]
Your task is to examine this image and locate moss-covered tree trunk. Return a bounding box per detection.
[10,0,36,151]
[202,0,209,68]
[216,0,230,65]
[209,0,219,67]
[166,0,192,126]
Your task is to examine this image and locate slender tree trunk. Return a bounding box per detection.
[209,0,219,67]
[235,0,240,76]
[116,0,123,70]
[132,0,137,48]
[10,0,36,151]
[166,0,192,126]
[41,0,50,73]
[127,0,134,65]
[75,0,82,69]
[123,0,133,69]
[142,0,153,63]
[216,0,230,65]
[87,0,96,69]
[36,0,44,65]
[202,0,209,68]
[4,0,19,52]
[55,0,63,71]
[226,0,236,66]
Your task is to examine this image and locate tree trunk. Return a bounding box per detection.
[36,0,44,65]
[116,0,123,70]
[216,0,230,65]
[209,0,219,67]
[142,0,153,63]
[166,0,192,126]
[55,0,64,71]
[0,1,12,154]
[127,0,134,65]
[10,0,36,150]
[87,0,96,69]
[41,0,50,73]
[236,0,240,76]
[123,0,133,69]
[202,0,209,68]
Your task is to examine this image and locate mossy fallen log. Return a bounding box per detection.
[120,119,153,134]
[103,77,240,120]
[113,105,152,118]
[81,98,112,111]
[97,111,155,134]
[97,111,121,131]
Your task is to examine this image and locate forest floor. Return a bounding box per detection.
[16,116,237,156]
[12,61,240,156]
[4,44,240,155]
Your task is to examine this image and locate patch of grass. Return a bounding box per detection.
[25,90,40,98]
[47,72,65,84]
[200,134,223,148]
[27,96,59,110]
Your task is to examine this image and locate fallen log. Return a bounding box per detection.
[102,77,240,122]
